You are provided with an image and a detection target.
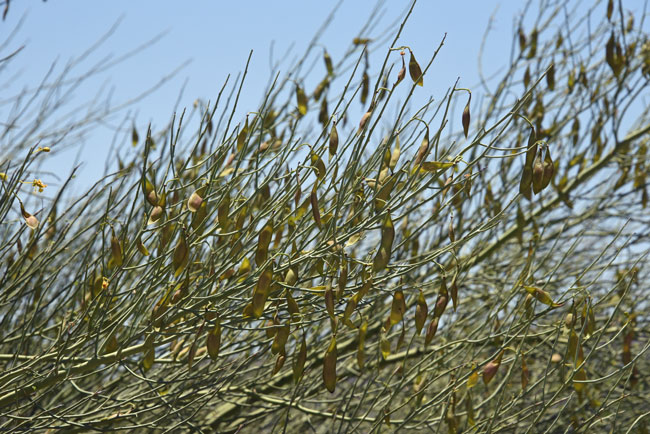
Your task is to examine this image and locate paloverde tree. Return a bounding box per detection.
[1,0,649,432]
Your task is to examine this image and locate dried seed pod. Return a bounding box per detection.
[424,317,439,345]
[271,323,290,355]
[546,62,555,90]
[358,110,372,133]
[296,84,308,116]
[172,234,189,277]
[390,290,406,325]
[482,350,504,385]
[542,147,554,190]
[380,328,391,360]
[131,125,139,146]
[237,117,249,152]
[524,286,563,307]
[255,218,274,266]
[329,121,339,157]
[251,262,274,318]
[414,290,428,335]
[532,149,545,195]
[408,49,423,86]
[310,184,322,229]
[462,96,471,139]
[323,49,334,76]
[323,335,337,393]
[110,227,123,267]
[187,188,204,213]
[206,318,221,360]
[360,71,369,105]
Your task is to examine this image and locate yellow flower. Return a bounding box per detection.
[102,277,110,290]
[33,179,47,193]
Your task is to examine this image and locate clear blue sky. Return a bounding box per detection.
[3,1,524,188]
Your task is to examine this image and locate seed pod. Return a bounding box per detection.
[390,290,406,325]
[110,227,123,267]
[329,121,339,157]
[413,129,430,168]
[172,234,189,277]
[137,236,150,256]
[296,84,308,116]
[325,284,335,321]
[271,323,290,355]
[293,336,307,383]
[206,318,221,360]
[414,290,428,335]
[311,153,326,181]
[318,97,328,126]
[323,49,334,76]
[524,286,563,307]
[408,49,423,86]
[358,110,372,133]
[546,62,555,91]
[467,364,479,388]
[251,262,274,318]
[523,66,531,88]
[132,125,139,146]
[518,27,526,52]
[450,273,459,311]
[607,0,614,21]
[360,71,369,105]
[255,218,274,266]
[19,202,39,230]
[462,96,471,139]
[532,150,544,194]
[272,353,286,376]
[286,291,300,319]
[187,189,204,213]
[542,148,554,190]
[424,317,439,345]
[380,328,391,360]
[237,117,249,152]
[323,335,337,393]
[337,258,348,299]
[482,350,504,385]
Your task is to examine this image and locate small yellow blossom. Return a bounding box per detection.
[102,277,110,290]
[0,172,6,181]
[32,179,47,193]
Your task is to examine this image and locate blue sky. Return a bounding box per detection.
[2,1,524,188]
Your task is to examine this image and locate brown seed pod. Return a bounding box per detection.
[532,150,545,195]
[462,97,471,139]
[408,49,423,86]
